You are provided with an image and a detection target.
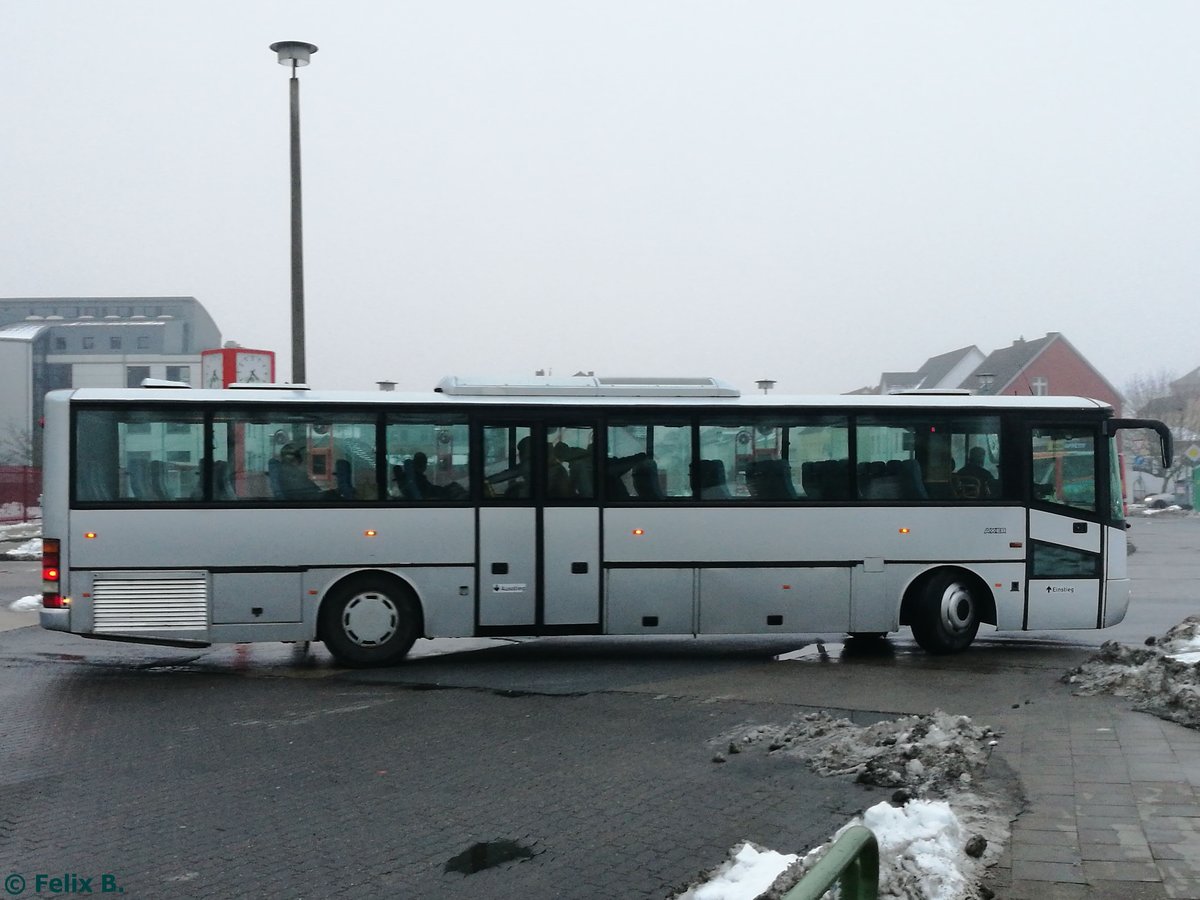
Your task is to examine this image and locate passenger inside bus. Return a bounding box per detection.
[409,452,441,497]
[274,442,327,500]
[554,440,593,497]
[603,451,648,498]
[954,447,998,499]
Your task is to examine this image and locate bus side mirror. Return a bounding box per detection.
[1106,418,1173,469]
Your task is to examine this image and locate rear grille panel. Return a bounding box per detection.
[92,574,208,632]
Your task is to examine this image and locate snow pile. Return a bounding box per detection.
[1065,616,1200,729]
[681,798,991,900]
[676,843,798,900]
[719,710,999,797]
[4,538,41,560]
[1139,505,1188,517]
[678,711,1011,899]
[0,521,40,541]
[856,801,971,900]
[8,595,41,612]
[0,505,39,526]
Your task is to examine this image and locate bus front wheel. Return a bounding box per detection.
[319,576,421,667]
[909,571,980,654]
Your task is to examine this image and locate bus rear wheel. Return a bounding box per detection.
[909,571,980,654]
[319,576,420,667]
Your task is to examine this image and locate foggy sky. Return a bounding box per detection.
[4,2,1198,395]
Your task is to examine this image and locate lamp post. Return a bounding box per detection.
[269,40,318,384]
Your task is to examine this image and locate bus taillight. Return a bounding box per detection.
[42,538,64,609]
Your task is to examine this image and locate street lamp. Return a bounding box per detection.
[269,40,318,384]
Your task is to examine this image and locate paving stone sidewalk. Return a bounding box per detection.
[984,694,1200,900]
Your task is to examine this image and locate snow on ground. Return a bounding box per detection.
[1066,616,1200,729]
[676,710,1012,899]
[678,844,798,900]
[3,538,41,560]
[8,595,40,612]
[0,520,41,542]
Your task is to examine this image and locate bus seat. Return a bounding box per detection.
[78,468,113,502]
[335,459,355,499]
[746,459,798,500]
[393,462,420,500]
[632,459,666,499]
[147,460,169,500]
[861,461,896,499]
[697,459,730,499]
[950,473,981,499]
[895,458,929,500]
[212,460,235,500]
[826,460,852,500]
[267,458,283,499]
[801,461,818,498]
[604,468,631,499]
[127,459,152,499]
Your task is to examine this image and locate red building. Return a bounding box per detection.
[967,333,1121,411]
[863,332,1122,413]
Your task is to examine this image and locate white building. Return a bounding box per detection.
[0,296,222,465]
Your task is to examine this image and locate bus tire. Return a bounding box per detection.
[909,570,980,654]
[319,575,421,667]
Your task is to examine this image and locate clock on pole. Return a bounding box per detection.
[200,348,277,388]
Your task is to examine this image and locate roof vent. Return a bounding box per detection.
[140,378,192,389]
[434,375,740,398]
[226,382,311,391]
[889,389,974,396]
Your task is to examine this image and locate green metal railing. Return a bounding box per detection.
[782,825,879,900]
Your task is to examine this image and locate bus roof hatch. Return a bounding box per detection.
[434,375,741,398]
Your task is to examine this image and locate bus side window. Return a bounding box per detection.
[607,422,691,501]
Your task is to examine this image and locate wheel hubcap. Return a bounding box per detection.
[940,582,975,635]
[341,592,400,646]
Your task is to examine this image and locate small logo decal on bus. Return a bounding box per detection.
[493,584,527,593]
[1046,585,1076,593]
[984,527,1007,534]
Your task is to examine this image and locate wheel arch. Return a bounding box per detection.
[316,569,427,643]
[899,565,997,628]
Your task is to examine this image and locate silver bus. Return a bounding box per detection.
[39,376,1171,667]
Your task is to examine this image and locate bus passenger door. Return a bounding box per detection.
[542,422,601,627]
[479,424,538,627]
[479,507,538,626]
[1026,425,1104,630]
[477,422,601,630]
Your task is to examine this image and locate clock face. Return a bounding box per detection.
[235,352,272,384]
[201,354,224,389]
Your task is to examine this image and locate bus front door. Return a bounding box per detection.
[1025,426,1104,630]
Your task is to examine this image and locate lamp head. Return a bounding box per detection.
[270,41,319,66]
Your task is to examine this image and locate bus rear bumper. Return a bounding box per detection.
[39,607,70,632]
[1104,578,1131,627]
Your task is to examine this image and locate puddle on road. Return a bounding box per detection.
[444,839,536,874]
[772,643,849,662]
[773,636,899,663]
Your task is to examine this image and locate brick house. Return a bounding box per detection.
[862,332,1122,412]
